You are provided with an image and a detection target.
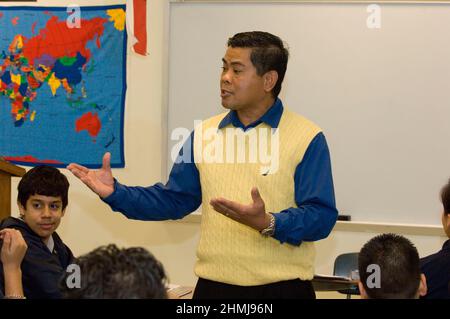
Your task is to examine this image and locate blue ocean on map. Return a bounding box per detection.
[0,5,126,167]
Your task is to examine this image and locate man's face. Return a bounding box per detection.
[220,47,267,111]
[18,194,65,243]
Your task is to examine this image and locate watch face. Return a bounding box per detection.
[261,214,275,236]
[261,227,274,237]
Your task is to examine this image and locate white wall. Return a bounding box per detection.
[6,0,448,297]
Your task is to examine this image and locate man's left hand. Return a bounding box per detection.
[210,187,272,231]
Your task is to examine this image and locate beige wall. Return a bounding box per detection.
[8,0,201,286]
[6,0,448,297]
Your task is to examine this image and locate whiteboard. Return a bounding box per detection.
[167,2,450,225]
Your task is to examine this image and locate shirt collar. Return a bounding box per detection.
[46,235,55,253]
[218,98,284,130]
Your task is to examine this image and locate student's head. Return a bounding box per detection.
[441,178,450,238]
[221,31,289,110]
[60,244,168,299]
[358,233,427,299]
[17,166,69,243]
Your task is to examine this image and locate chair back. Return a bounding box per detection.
[333,252,360,297]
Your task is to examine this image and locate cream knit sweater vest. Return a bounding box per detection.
[193,108,321,285]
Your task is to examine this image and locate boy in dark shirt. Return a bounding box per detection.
[0,166,73,298]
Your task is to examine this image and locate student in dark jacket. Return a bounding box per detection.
[0,166,74,299]
[420,178,450,299]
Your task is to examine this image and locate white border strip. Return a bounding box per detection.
[177,214,445,236]
[170,0,450,4]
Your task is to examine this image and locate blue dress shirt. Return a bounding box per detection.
[104,99,338,246]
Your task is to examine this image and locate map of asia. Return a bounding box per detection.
[0,5,127,168]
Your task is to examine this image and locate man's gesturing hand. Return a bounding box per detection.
[67,152,115,199]
[210,187,272,232]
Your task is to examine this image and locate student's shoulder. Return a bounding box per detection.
[0,216,24,229]
[420,247,450,271]
[0,217,35,239]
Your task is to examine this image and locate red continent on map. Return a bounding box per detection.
[75,112,102,138]
[22,16,108,65]
[4,155,63,164]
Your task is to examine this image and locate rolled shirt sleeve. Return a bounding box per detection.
[272,132,338,246]
[102,132,202,220]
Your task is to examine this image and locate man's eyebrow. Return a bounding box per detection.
[222,58,245,67]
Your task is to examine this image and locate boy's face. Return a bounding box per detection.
[18,194,65,244]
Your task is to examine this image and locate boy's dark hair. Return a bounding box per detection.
[358,233,421,299]
[441,178,450,215]
[227,31,289,98]
[17,166,69,210]
[60,244,168,299]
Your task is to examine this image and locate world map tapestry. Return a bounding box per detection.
[0,5,127,168]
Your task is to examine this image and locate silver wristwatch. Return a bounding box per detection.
[260,213,275,237]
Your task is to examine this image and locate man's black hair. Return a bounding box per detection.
[227,31,289,98]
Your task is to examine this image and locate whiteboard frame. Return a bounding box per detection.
[163,0,448,229]
[170,0,450,4]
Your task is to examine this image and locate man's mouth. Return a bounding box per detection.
[221,89,232,98]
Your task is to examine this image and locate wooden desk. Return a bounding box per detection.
[167,286,193,299]
[168,279,357,298]
[312,276,359,292]
[0,160,26,220]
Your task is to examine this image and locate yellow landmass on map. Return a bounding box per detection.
[48,73,61,96]
[106,9,125,31]
[10,73,21,86]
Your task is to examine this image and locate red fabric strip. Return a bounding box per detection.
[133,0,147,55]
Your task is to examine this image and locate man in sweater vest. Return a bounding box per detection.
[68,31,338,299]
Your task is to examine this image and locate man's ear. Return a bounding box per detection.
[418,273,427,298]
[61,209,66,217]
[358,281,368,299]
[263,71,278,94]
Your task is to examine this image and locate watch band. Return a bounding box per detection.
[260,213,275,237]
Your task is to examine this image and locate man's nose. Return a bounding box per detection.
[221,69,231,84]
